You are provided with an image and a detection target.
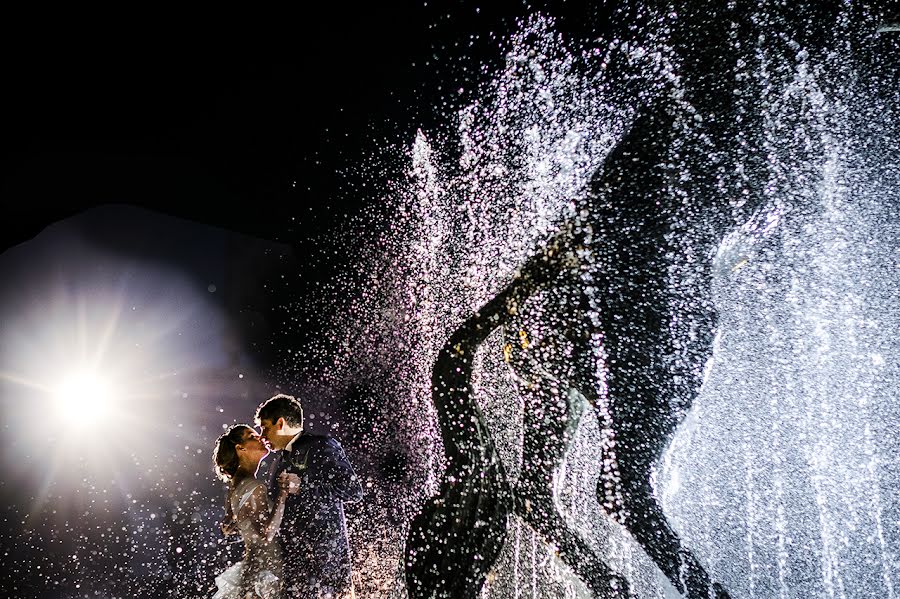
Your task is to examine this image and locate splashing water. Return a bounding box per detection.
[331,17,655,593]
[660,112,900,598]
[315,5,899,598]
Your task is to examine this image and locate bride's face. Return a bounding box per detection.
[239,429,269,463]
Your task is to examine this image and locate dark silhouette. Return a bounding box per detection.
[504,280,630,599]
[404,225,607,598]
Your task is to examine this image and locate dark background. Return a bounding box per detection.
[1,2,614,252]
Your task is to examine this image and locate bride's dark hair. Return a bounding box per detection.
[213,424,252,482]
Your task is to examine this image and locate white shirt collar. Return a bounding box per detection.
[283,431,303,452]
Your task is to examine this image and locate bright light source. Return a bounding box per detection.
[54,371,115,427]
[0,242,234,512]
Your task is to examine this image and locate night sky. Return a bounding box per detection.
[2,2,614,252]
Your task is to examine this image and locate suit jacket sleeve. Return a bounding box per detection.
[290,436,364,503]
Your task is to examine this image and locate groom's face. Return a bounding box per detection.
[257,417,280,449]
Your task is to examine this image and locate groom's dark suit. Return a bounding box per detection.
[267,432,363,598]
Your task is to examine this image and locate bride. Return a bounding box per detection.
[213,424,288,599]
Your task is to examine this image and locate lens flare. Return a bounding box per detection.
[53,371,115,426]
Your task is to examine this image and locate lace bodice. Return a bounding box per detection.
[230,478,276,549]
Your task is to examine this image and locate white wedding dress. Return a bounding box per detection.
[213,478,283,599]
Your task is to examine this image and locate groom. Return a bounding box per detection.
[256,393,364,598]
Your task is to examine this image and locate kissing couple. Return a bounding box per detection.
[212,393,364,599]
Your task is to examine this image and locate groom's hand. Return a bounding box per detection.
[278,472,302,495]
[220,517,237,536]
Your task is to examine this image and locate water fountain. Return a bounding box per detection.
[358,2,898,597]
